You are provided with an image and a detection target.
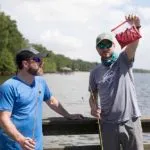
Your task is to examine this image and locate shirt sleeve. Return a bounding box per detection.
[0,83,15,112]
[88,70,97,93]
[42,79,53,102]
[119,51,134,68]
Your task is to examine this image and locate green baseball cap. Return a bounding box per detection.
[96,32,113,47]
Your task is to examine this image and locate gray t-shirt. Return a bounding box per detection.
[89,51,141,123]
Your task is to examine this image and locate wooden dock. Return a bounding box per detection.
[42,117,150,150]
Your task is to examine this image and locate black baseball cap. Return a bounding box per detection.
[15,47,45,69]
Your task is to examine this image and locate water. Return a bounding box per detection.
[0,72,150,148]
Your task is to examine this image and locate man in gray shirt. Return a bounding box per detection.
[89,15,143,150]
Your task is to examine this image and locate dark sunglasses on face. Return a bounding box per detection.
[97,42,112,50]
[32,57,41,63]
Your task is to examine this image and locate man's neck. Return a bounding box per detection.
[17,71,35,85]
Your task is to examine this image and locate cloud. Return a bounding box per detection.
[1,0,150,69]
[14,0,130,23]
[40,29,82,50]
[138,7,150,23]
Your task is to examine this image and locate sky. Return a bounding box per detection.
[0,0,150,69]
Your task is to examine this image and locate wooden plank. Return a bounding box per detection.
[43,144,150,150]
[144,143,150,150]
[42,117,150,135]
[44,145,101,150]
[42,117,97,135]
[141,117,150,132]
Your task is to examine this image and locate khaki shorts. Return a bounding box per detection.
[101,118,144,150]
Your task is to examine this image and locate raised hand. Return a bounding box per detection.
[125,14,141,28]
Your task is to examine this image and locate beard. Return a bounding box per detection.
[27,67,39,76]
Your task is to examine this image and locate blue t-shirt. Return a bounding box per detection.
[0,76,52,150]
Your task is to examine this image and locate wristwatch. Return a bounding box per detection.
[136,25,141,29]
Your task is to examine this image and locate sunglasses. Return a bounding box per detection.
[32,57,41,63]
[97,42,112,50]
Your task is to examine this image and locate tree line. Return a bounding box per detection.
[0,11,97,75]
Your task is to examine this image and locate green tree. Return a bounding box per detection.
[0,11,27,54]
[0,11,98,74]
[0,12,9,50]
[0,48,15,75]
[44,58,57,73]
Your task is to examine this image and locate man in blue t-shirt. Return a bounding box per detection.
[89,15,144,150]
[0,48,83,150]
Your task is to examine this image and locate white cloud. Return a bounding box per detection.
[138,7,150,22]
[18,1,90,23]
[40,29,82,49]
[14,0,130,23]
[1,0,150,69]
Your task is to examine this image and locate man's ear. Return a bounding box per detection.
[22,60,29,69]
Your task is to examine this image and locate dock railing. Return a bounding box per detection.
[42,117,150,150]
